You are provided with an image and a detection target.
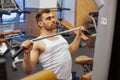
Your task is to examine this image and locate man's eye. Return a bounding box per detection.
[46,16,54,20]
[52,16,54,18]
[46,17,51,20]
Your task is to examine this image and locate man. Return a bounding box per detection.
[21,9,84,80]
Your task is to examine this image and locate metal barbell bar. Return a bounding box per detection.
[12,27,81,59]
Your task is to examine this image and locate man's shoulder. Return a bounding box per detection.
[34,39,45,52]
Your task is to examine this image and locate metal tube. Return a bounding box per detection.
[32,27,80,41]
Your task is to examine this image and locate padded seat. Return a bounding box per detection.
[75,55,93,65]
[80,71,92,80]
[0,38,6,43]
[0,29,21,36]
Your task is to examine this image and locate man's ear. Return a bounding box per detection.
[38,21,43,28]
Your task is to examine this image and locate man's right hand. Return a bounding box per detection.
[21,40,34,54]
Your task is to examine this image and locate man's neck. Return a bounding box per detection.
[39,29,59,40]
[40,29,54,36]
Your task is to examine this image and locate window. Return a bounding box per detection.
[1,0,24,23]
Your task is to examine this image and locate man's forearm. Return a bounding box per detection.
[69,34,81,55]
[22,53,33,74]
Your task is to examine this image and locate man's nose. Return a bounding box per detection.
[52,18,56,23]
[52,18,55,21]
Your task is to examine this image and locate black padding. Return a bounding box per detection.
[0,57,7,80]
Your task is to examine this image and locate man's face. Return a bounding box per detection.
[40,13,57,30]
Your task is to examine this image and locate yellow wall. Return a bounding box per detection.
[75,0,98,26]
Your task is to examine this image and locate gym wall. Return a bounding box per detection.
[75,0,98,26]
[63,0,75,26]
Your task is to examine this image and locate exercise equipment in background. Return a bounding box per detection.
[0,29,23,71]
[75,55,93,80]
[74,32,96,80]
[56,0,89,45]
[0,0,31,71]
[0,42,7,56]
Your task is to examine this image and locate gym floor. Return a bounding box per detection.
[3,35,94,80]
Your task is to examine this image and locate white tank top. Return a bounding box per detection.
[39,35,72,80]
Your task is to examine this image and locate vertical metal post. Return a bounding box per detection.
[92,0,117,80]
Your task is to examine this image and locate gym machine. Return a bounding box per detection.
[0,29,24,71]
[0,39,7,55]
[88,12,98,33]
[74,30,96,80]
[75,55,93,80]
[0,0,31,71]
[74,31,96,80]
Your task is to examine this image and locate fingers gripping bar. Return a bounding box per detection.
[12,27,81,59]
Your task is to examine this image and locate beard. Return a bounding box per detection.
[43,23,57,31]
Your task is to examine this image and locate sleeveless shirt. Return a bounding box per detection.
[39,35,72,80]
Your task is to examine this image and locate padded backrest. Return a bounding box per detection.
[20,70,58,80]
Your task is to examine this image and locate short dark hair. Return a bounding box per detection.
[35,9,51,23]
